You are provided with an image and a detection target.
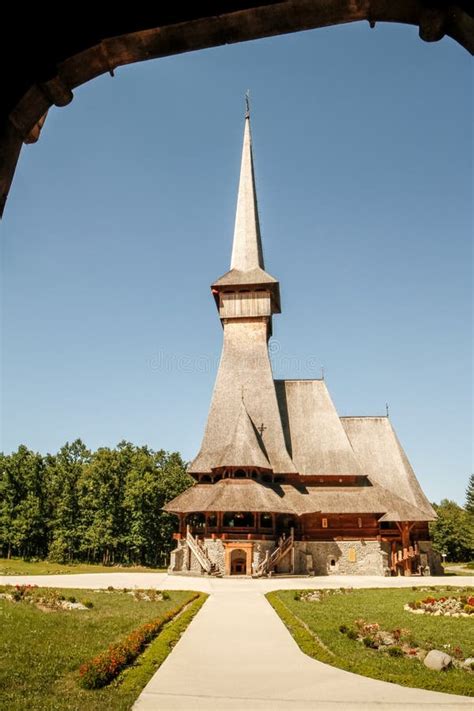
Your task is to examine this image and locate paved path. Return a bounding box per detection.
[2,574,473,710]
[1,572,473,593]
[133,586,472,711]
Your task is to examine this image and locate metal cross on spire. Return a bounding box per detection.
[245,89,250,118]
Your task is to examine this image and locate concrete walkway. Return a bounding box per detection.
[1,572,473,593]
[2,573,472,709]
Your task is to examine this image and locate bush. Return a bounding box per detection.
[339,624,349,634]
[347,629,358,640]
[388,646,404,657]
[162,591,170,600]
[67,596,76,603]
[82,600,93,609]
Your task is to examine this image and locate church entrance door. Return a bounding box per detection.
[223,541,253,575]
[230,548,247,575]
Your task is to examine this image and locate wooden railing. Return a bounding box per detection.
[255,533,294,577]
[186,526,212,574]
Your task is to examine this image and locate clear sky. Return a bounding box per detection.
[1,21,472,505]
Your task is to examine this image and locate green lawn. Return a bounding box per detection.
[0,558,166,576]
[0,586,205,710]
[268,586,474,697]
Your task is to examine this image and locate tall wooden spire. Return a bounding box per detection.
[230,113,265,272]
[212,107,281,314]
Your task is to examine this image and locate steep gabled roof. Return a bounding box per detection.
[340,416,436,518]
[275,379,363,477]
[213,399,270,470]
[188,320,296,475]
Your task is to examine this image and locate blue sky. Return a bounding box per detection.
[1,21,472,504]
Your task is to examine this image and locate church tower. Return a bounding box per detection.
[189,107,295,477]
[165,106,438,578]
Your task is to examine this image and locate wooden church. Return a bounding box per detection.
[165,109,439,577]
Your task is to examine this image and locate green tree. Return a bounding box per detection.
[79,446,124,564]
[465,474,474,515]
[429,499,474,562]
[123,447,192,566]
[47,440,90,562]
[0,446,48,558]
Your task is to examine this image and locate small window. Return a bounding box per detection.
[234,469,247,479]
[322,518,328,528]
[330,558,336,567]
[260,513,273,528]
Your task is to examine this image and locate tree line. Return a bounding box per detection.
[0,440,193,566]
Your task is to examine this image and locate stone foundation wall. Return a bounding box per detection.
[204,538,225,574]
[169,538,397,577]
[292,540,388,576]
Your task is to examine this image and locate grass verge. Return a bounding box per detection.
[0,586,204,710]
[267,586,474,698]
[117,593,208,701]
[0,557,165,576]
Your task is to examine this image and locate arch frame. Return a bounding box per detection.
[1,1,473,215]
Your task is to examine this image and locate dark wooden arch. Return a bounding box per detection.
[1,1,473,215]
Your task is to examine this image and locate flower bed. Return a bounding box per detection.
[294,588,354,603]
[405,595,474,617]
[78,592,200,689]
[339,618,473,669]
[0,584,92,611]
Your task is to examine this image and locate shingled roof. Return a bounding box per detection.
[340,416,436,518]
[164,479,435,520]
[164,479,295,514]
[275,379,362,477]
[213,399,270,470]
